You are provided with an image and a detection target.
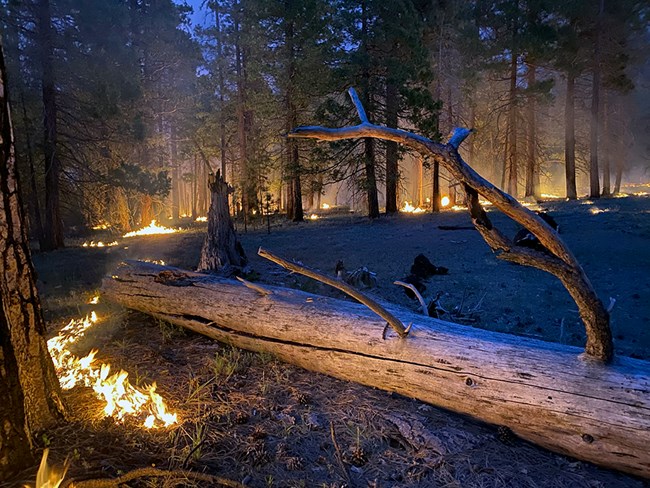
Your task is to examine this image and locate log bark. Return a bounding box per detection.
[102,261,650,478]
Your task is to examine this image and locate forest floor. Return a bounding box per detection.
[8,192,650,488]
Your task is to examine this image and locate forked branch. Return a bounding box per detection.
[289,88,613,362]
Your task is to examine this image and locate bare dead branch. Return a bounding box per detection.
[348,87,369,123]
[63,467,244,488]
[259,247,409,338]
[448,127,474,149]
[236,276,273,296]
[394,281,429,316]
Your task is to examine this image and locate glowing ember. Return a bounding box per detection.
[195,216,208,222]
[441,196,450,207]
[590,207,609,215]
[540,193,562,199]
[401,201,425,213]
[26,449,67,488]
[89,295,99,304]
[321,203,330,209]
[91,223,108,230]
[47,300,177,428]
[142,258,166,265]
[309,214,319,220]
[451,205,466,212]
[123,220,177,238]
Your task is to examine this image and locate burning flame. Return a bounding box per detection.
[195,216,208,222]
[309,214,319,220]
[47,297,177,428]
[590,207,609,215]
[123,220,177,238]
[401,202,425,214]
[321,203,330,209]
[91,223,108,230]
[82,241,118,248]
[25,449,67,488]
[451,205,466,212]
[441,196,450,207]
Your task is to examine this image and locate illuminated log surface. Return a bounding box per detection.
[103,261,650,478]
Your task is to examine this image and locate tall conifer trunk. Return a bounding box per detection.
[507,49,518,198]
[385,80,399,214]
[564,73,577,199]
[525,62,539,198]
[0,41,65,478]
[589,0,604,199]
[602,91,610,196]
[285,6,303,222]
[361,0,379,219]
[37,0,64,250]
[234,6,249,222]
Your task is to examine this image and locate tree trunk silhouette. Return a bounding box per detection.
[284,7,304,222]
[507,49,518,198]
[197,171,247,274]
[601,91,610,196]
[38,0,64,250]
[525,62,539,199]
[589,0,604,199]
[564,73,577,199]
[385,80,399,214]
[0,40,66,478]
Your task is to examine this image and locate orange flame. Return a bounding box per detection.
[82,241,118,248]
[123,220,177,238]
[25,449,67,488]
[401,201,425,213]
[47,300,177,428]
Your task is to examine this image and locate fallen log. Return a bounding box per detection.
[102,261,650,478]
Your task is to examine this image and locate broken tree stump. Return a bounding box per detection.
[102,261,650,478]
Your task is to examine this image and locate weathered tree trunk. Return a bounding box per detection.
[0,41,65,478]
[385,80,399,214]
[197,171,247,273]
[103,261,650,478]
[38,0,64,251]
[565,73,578,199]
